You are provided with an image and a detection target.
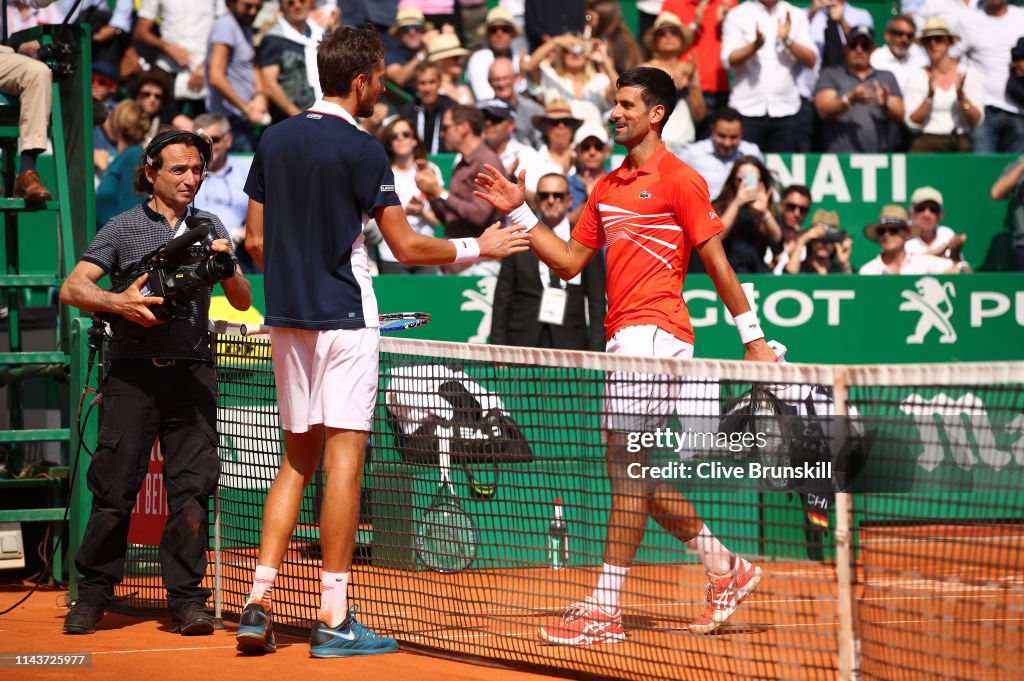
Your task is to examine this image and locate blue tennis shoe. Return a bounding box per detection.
[309,605,398,658]
[236,603,277,654]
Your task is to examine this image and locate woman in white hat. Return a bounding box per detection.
[904,16,983,153]
[640,11,706,156]
[426,32,475,105]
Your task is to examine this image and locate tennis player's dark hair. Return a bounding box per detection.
[616,66,676,132]
[318,25,385,97]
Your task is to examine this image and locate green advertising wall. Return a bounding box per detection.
[230,272,1023,364]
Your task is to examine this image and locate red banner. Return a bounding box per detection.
[127,439,168,545]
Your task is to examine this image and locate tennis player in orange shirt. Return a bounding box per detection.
[476,66,777,645]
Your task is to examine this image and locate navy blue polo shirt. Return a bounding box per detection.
[244,101,401,330]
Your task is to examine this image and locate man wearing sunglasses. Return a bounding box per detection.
[567,123,611,225]
[904,186,967,262]
[491,172,606,351]
[814,25,905,153]
[859,204,966,275]
[467,7,526,101]
[384,6,431,93]
[869,14,927,95]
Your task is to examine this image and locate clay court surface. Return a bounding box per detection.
[0,580,563,681]
[4,525,1021,681]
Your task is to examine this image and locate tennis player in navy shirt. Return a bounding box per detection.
[237,25,530,659]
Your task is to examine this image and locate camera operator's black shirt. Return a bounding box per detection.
[82,203,233,361]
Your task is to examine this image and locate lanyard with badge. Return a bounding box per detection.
[537,259,567,326]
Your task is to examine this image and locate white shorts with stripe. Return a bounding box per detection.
[269,326,379,433]
[604,325,695,433]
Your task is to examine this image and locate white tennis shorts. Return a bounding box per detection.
[269,326,379,433]
[604,325,695,433]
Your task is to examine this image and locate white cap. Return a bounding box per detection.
[909,186,943,208]
[573,123,609,146]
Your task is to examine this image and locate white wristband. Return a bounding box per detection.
[507,202,538,232]
[733,310,765,345]
[452,237,480,263]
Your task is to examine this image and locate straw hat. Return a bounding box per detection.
[916,16,960,44]
[477,6,521,37]
[387,7,433,37]
[864,205,918,242]
[810,209,840,228]
[642,12,694,53]
[426,33,470,62]
[531,99,584,129]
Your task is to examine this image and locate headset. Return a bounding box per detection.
[141,129,214,184]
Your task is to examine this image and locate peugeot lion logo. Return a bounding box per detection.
[899,277,957,344]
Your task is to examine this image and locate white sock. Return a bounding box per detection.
[246,564,278,609]
[592,563,629,611]
[686,524,734,576]
[320,571,350,628]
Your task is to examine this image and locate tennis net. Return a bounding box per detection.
[116,328,1024,681]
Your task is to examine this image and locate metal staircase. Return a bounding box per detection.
[0,24,94,584]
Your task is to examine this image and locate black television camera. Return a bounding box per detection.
[110,216,234,321]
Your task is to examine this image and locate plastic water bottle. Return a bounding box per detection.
[547,498,569,569]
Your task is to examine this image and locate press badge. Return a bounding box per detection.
[538,287,567,326]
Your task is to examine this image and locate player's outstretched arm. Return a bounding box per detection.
[695,235,777,362]
[475,165,595,278]
[376,205,530,266]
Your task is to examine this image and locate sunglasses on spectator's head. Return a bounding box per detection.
[402,24,425,33]
[913,201,941,214]
[579,141,604,152]
[488,25,514,35]
[655,26,683,38]
[538,191,567,201]
[93,75,116,89]
[784,202,810,214]
[849,39,873,52]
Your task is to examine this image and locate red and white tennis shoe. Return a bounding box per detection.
[539,596,626,646]
[689,558,763,634]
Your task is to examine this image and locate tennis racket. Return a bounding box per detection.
[379,312,431,333]
[413,426,477,573]
[749,386,793,491]
[235,313,430,337]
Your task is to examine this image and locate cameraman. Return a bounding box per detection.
[58,130,252,636]
[784,209,854,274]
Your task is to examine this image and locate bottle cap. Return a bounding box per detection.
[554,497,562,505]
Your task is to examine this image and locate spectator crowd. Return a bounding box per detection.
[4,0,1024,275]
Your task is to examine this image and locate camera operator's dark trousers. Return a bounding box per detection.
[74,360,219,611]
